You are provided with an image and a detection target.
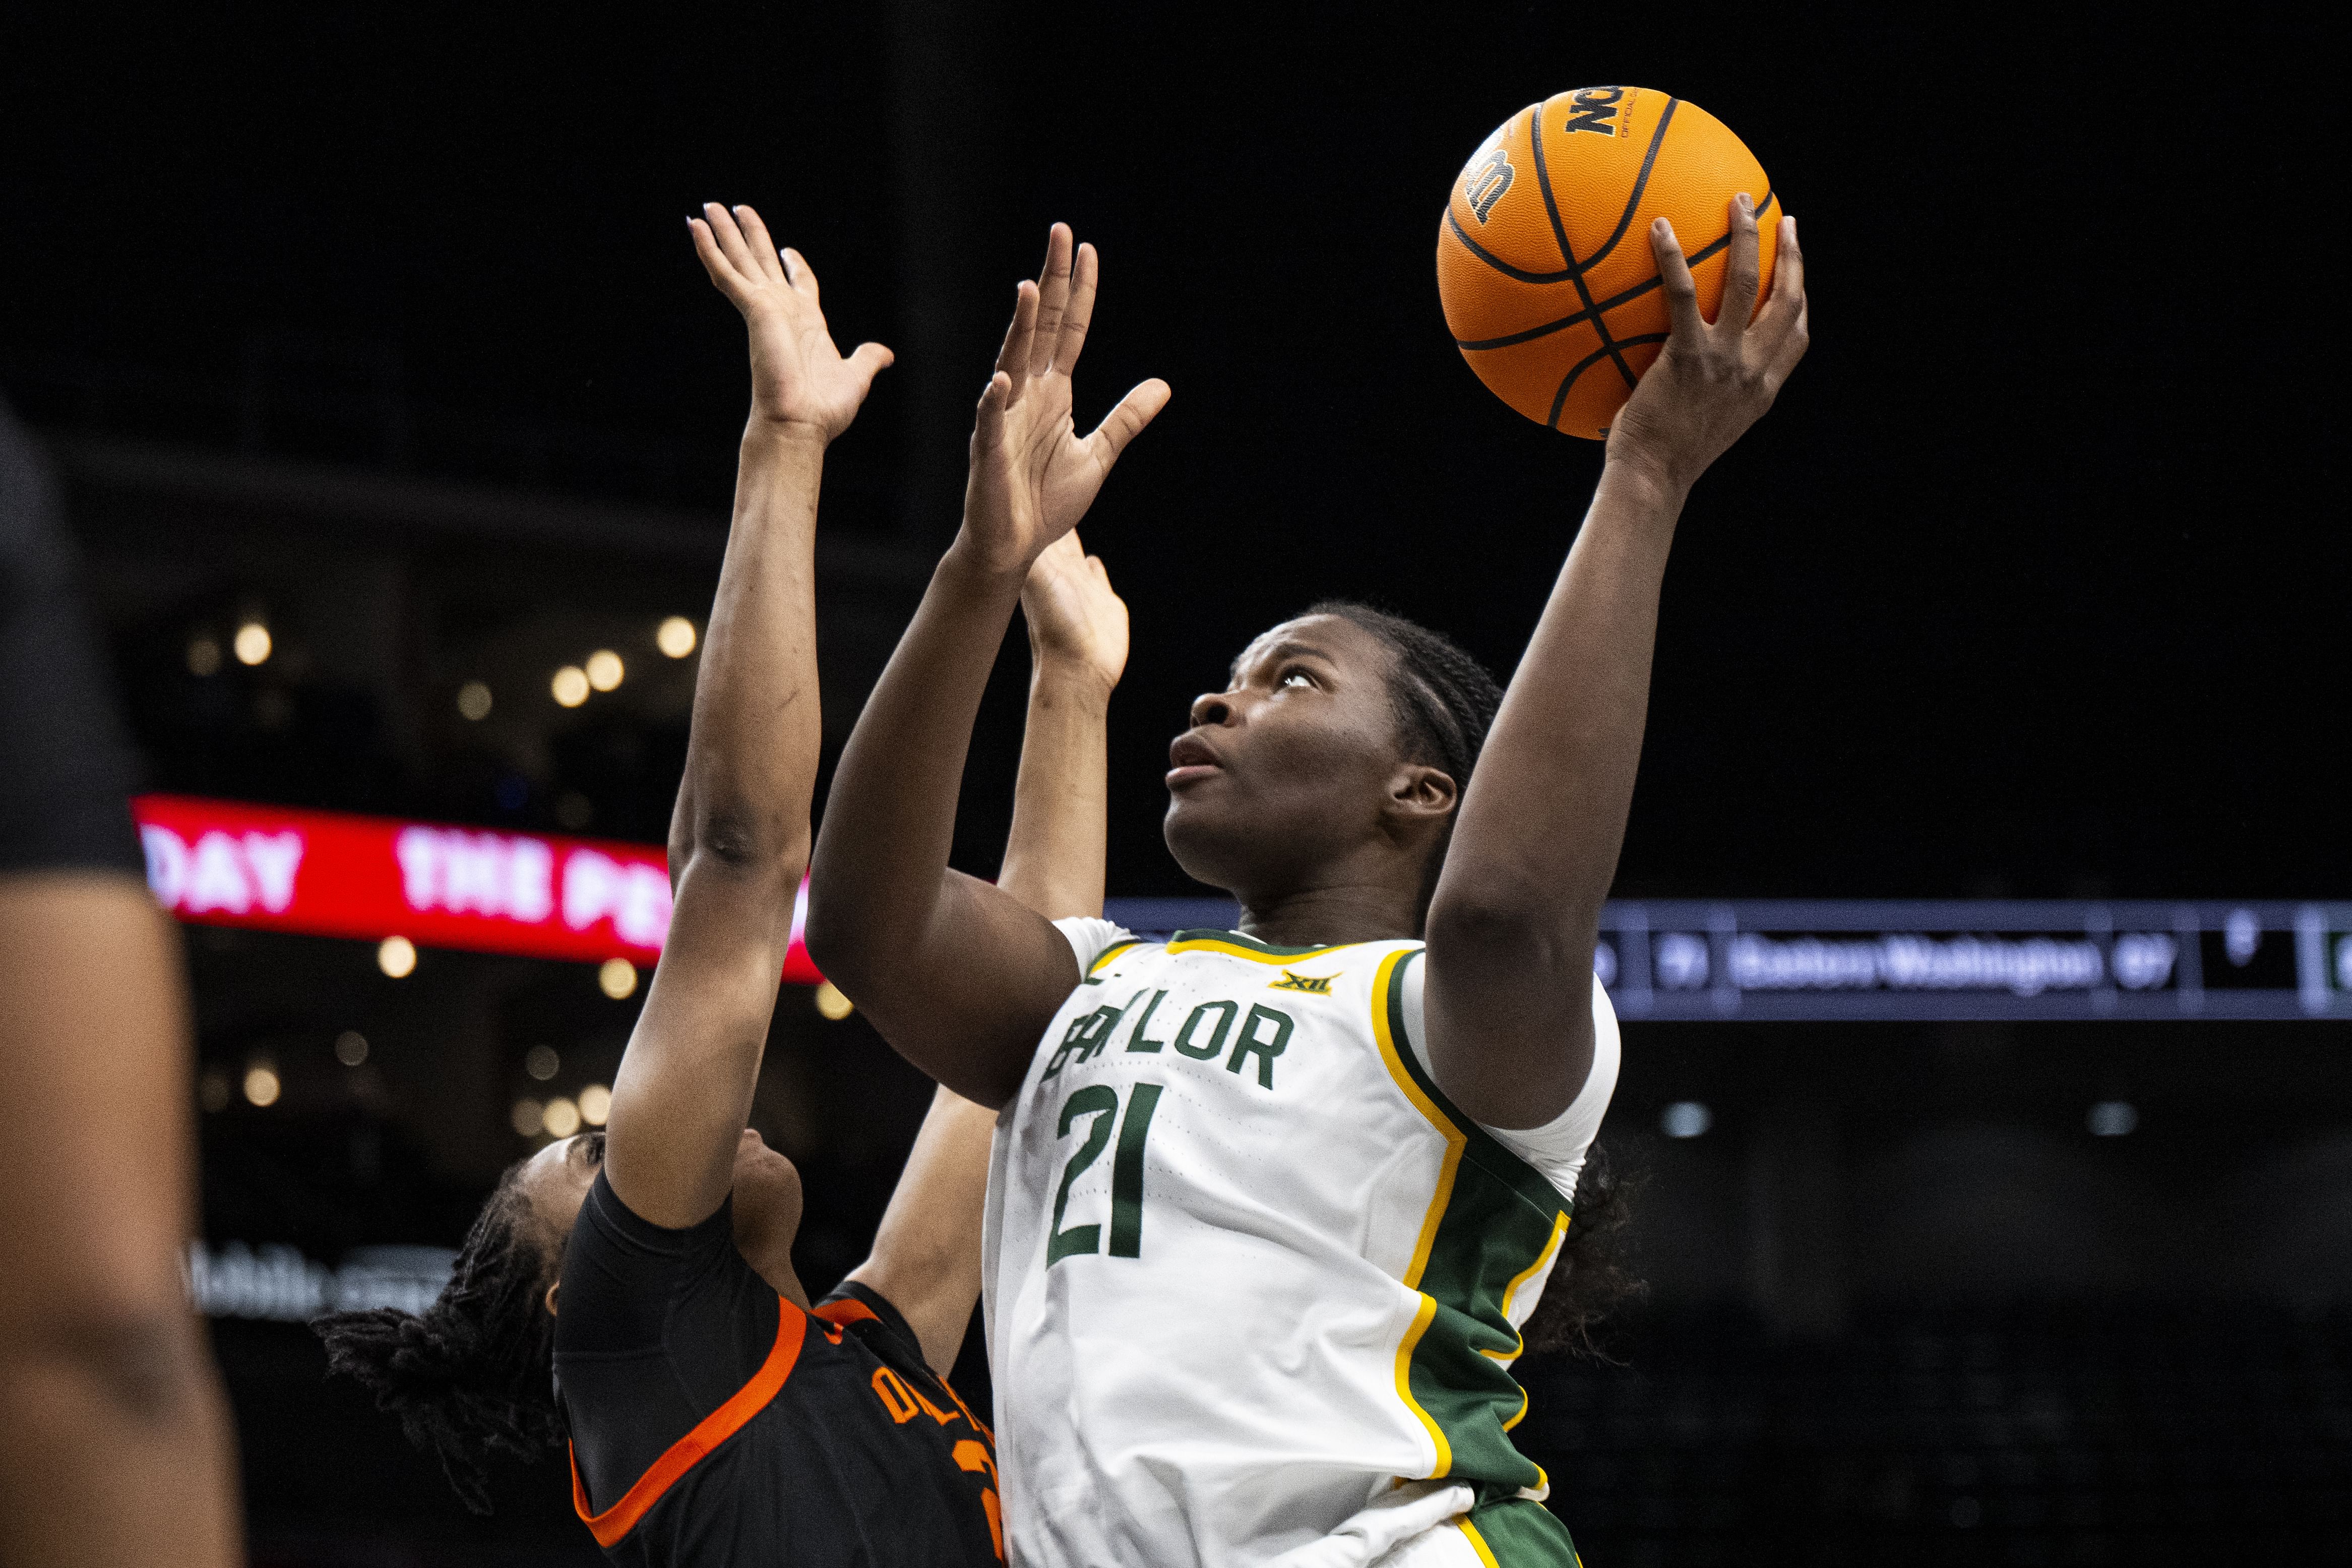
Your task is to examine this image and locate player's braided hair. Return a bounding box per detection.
[313,1157,568,1514]
[1306,602,1645,1355]
[1303,600,1504,920]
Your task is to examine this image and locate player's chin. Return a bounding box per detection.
[1161,793,1250,893]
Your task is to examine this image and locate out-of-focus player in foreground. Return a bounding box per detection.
[317,204,1131,1564]
[0,402,243,1565]
[811,200,1806,1565]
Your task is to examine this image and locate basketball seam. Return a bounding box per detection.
[1545,333,1668,430]
[1526,101,1634,396]
[1451,188,1777,353]
[1583,97,1682,290]
[1442,208,1578,285]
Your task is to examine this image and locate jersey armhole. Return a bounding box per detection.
[1398,956,1621,1194]
[1051,915,1136,979]
[569,1294,810,1546]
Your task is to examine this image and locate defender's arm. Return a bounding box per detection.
[845,533,1129,1374]
[605,204,890,1229]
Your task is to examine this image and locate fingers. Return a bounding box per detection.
[700,202,762,282]
[1716,194,1761,331]
[1028,224,1075,380]
[1054,242,1099,377]
[1650,218,1704,340]
[687,216,745,296]
[1755,213,1804,329]
[778,245,820,301]
[1085,377,1172,467]
[1769,284,1811,385]
[973,370,1012,451]
[993,281,1041,393]
[731,206,789,287]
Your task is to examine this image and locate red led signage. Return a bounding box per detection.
[132,794,822,983]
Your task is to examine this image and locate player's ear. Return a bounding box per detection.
[543,1281,561,1318]
[1387,763,1458,825]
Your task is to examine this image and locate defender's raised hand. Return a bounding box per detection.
[689,202,894,443]
[1605,196,1808,494]
[959,224,1170,578]
[1021,529,1129,698]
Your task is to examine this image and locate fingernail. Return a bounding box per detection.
[1737,192,1752,213]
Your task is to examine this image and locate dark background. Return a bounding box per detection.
[5,4,2347,1564]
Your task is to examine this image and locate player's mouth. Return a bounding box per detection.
[1165,731,1224,790]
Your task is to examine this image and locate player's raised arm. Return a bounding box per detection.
[603,204,891,1230]
[807,224,1168,1108]
[1422,198,1807,1129]
[844,531,1128,1374]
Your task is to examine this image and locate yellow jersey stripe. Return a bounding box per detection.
[1391,1293,1451,1478]
[1482,1211,1570,1366]
[1370,950,1467,1292]
[1087,938,1145,976]
[1458,1518,1503,1568]
[1164,934,1369,966]
[1371,947,1466,1477]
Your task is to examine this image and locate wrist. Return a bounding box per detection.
[936,536,1032,602]
[1597,443,1693,512]
[741,415,835,456]
[1027,650,1119,705]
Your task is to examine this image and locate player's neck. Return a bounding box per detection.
[1235,880,1421,951]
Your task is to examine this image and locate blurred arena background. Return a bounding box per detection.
[3,4,2344,1564]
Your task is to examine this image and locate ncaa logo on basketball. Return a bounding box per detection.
[1463,143,1513,224]
[1561,86,1626,137]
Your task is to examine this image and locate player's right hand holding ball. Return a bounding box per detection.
[1604,197,1807,496]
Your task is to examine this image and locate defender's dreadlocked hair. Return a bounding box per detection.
[1522,1142,1647,1358]
[313,1159,567,1514]
[1305,601,1645,1357]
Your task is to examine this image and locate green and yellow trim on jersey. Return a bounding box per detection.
[1459,1495,1583,1567]
[1085,938,1147,977]
[1370,947,1574,1507]
[1165,927,1370,966]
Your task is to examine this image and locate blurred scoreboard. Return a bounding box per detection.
[1591,901,2352,1021]
[1105,898,2352,1022]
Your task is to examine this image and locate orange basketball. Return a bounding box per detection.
[1437,88,1778,439]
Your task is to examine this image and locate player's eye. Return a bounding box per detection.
[1280,670,1314,689]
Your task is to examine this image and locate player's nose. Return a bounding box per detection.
[1188,691,1239,728]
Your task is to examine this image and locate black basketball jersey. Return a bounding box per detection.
[554,1171,1001,1566]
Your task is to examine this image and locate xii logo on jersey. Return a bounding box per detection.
[1561,86,1627,137]
[1269,970,1336,994]
[1463,143,1513,224]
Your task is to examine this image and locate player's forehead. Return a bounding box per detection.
[1227,614,1378,681]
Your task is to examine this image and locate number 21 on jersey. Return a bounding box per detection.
[1046,1082,1161,1265]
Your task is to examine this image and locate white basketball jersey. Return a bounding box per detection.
[981,924,1619,1568]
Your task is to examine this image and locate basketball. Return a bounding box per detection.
[1437,87,1778,439]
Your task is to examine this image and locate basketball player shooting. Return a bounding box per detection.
[319,202,1133,1565]
[810,196,1805,1567]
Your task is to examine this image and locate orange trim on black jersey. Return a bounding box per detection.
[570,1295,809,1547]
[812,1296,881,1333]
